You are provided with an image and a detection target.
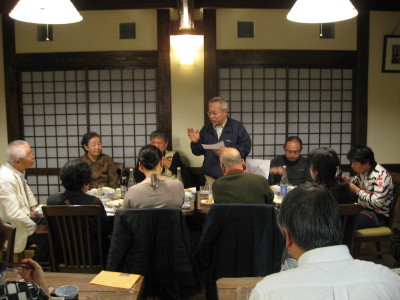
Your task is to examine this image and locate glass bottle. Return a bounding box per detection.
[280,165,289,197]
[120,175,128,198]
[176,167,184,185]
[127,168,136,188]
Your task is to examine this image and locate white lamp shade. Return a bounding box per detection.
[9,0,83,24]
[287,0,358,23]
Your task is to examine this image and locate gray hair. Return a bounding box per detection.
[7,140,30,164]
[277,182,342,251]
[209,96,228,111]
[150,130,168,143]
[220,148,242,170]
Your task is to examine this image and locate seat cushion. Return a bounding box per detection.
[356,226,391,238]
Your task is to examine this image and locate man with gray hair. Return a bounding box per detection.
[0,140,48,262]
[212,148,274,204]
[187,97,251,185]
[250,183,400,300]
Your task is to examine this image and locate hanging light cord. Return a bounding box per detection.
[46,24,49,41]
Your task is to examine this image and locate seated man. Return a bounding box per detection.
[250,183,400,300]
[212,148,274,204]
[134,130,191,187]
[269,136,312,186]
[0,140,48,262]
[344,145,394,229]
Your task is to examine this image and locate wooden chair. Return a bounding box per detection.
[0,224,16,266]
[353,172,400,258]
[42,205,105,273]
[339,203,361,253]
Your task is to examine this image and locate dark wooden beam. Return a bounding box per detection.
[353,9,369,146]
[157,9,173,149]
[2,15,21,142]
[203,9,217,122]
[216,50,357,67]
[16,51,157,69]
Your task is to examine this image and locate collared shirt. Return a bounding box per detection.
[213,119,227,140]
[250,245,400,300]
[79,153,117,188]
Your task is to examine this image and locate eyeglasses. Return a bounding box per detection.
[28,150,34,156]
[207,110,221,116]
[285,150,301,155]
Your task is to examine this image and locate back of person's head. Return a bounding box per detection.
[80,132,100,153]
[6,140,29,164]
[150,130,168,143]
[220,148,242,170]
[60,159,92,191]
[278,182,342,251]
[209,96,228,110]
[138,145,162,171]
[0,219,7,272]
[308,147,342,188]
[347,145,376,166]
[285,136,303,147]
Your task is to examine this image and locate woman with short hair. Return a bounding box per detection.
[79,132,117,188]
[123,145,184,209]
[307,147,356,205]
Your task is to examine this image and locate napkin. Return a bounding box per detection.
[90,271,141,289]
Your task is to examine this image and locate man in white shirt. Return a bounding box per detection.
[250,182,400,300]
[0,140,48,262]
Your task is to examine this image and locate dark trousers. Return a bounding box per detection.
[26,233,49,263]
[357,209,387,229]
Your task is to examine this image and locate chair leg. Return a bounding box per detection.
[375,242,383,260]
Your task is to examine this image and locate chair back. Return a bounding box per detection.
[42,205,104,273]
[0,224,16,266]
[339,203,361,250]
[389,172,400,228]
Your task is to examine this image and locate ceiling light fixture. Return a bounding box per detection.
[9,0,83,24]
[178,0,194,30]
[287,0,358,23]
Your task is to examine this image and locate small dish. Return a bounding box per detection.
[200,199,214,206]
[55,285,79,300]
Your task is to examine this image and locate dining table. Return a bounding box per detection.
[4,269,144,299]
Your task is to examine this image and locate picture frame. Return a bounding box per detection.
[382,35,400,73]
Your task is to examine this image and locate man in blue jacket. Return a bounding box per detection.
[187,97,251,185]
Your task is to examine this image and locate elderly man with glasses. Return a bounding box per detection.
[269,136,312,186]
[187,97,251,186]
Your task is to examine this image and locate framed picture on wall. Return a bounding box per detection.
[382,35,400,72]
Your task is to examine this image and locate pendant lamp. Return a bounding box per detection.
[287,0,358,23]
[9,0,83,24]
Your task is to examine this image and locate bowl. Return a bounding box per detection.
[55,285,79,299]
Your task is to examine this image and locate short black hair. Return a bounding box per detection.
[285,136,303,148]
[150,130,168,143]
[138,145,162,171]
[60,159,92,191]
[278,182,342,251]
[80,132,100,153]
[347,145,376,166]
[308,147,342,188]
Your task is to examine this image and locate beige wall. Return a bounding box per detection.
[15,10,157,53]
[1,9,399,167]
[368,11,400,164]
[0,15,8,164]
[217,9,357,50]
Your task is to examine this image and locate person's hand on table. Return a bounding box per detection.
[270,166,284,175]
[187,128,200,143]
[213,146,226,156]
[18,258,50,296]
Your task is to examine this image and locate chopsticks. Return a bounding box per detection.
[6,262,33,269]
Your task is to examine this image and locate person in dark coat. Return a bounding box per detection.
[308,147,357,205]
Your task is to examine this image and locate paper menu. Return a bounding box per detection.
[202,141,225,150]
[90,271,141,289]
[245,159,271,179]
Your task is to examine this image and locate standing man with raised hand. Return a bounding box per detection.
[0,140,49,262]
[187,97,251,186]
